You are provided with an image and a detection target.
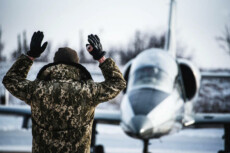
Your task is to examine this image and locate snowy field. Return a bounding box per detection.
[0,115,224,153]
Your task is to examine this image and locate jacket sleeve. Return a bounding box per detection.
[87,58,126,105]
[2,54,34,105]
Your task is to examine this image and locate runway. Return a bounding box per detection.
[97,124,223,153]
[0,122,224,153]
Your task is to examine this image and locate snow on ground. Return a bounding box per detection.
[0,116,224,153]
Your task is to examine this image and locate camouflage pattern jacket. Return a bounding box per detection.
[2,54,126,153]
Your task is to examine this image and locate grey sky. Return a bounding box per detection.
[0,0,230,69]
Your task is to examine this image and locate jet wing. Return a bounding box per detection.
[192,72,230,124]
[184,113,230,126]
[90,71,102,76]
[201,72,230,79]
[0,105,121,126]
[94,109,121,125]
[0,105,31,116]
[0,105,31,128]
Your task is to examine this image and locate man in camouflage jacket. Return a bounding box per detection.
[2,31,126,153]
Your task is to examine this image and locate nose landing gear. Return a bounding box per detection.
[143,139,150,153]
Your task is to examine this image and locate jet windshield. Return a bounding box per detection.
[127,48,178,93]
[129,66,173,93]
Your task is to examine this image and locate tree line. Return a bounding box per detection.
[0,28,51,62]
[0,24,230,65]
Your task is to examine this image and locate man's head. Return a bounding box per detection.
[53,47,79,64]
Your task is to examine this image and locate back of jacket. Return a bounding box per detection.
[2,55,126,153]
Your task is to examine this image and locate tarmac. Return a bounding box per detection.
[0,122,224,153]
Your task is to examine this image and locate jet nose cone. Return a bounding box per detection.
[129,116,153,137]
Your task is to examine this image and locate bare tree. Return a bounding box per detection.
[147,34,165,49]
[23,31,29,53]
[11,34,22,60]
[36,41,51,62]
[11,31,29,60]
[79,30,87,63]
[119,31,145,65]
[11,31,51,62]
[133,31,145,53]
[118,31,165,65]
[0,26,6,61]
[216,24,230,54]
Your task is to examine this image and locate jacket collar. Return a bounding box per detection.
[36,62,93,81]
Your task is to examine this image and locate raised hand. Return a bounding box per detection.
[86,34,106,60]
[27,31,48,58]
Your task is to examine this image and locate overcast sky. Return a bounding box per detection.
[1,0,230,69]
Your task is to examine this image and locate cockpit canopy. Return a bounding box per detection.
[128,48,178,93]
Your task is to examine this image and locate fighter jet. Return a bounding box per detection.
[92,0,230,152]
[1,0,230,153]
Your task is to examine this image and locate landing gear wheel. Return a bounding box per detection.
[95,145,104,153]
[218,124,230,153]
[218,151,229,153]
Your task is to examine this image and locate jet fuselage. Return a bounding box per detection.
[120,48,185,139]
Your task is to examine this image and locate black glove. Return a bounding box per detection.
[27,31,48,58]
[86,34,106,60]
